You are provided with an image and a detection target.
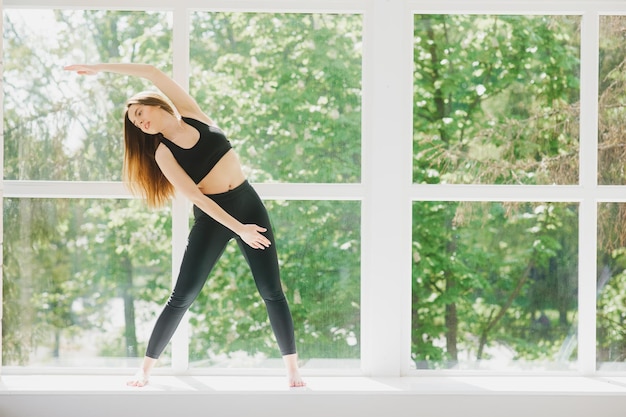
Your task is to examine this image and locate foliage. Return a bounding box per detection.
[596,17,626,365]
[2,9,625,371]
[2,10,362,366]
[599,16,626,186]
[412,14,581,368]
[413,14,579,186]
[189,12,362,184]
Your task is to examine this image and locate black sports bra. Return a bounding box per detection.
[159,117,232,184]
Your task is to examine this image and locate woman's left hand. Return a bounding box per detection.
[238,224,271,250]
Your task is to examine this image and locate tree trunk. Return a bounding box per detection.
[477,266,531,359]
[121,255,138,357]
[445,296,459,363]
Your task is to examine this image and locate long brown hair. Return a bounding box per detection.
[123,91,175,208]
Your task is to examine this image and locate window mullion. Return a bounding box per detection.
[360,0,413,376]
[577,10,599,375]
[169,6,192,373]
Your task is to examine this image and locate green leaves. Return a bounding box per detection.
[413,15,580,185]
[190,12,362,183]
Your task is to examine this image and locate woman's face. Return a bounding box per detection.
[127,104,161,134]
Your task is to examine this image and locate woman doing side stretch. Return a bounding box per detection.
[64,63,305,388]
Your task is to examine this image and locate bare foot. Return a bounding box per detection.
[287,369,306,388]
[126,369,149,387]
[127,356,157,387]
[283,353,306,388]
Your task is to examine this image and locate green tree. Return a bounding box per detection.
[190,12,362,183]
[187,13,363,361]
[69,200,172,358]
[596,16,626,364]
[412,15,580,367]
[598,16,626,186]
[3,10,363,366]
[2,10,173,365]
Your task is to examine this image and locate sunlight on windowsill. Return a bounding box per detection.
[2,375,626,395]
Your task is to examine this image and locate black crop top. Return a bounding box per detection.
[159,117,232,184]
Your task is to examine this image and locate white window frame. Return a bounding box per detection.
[3,0,626,377]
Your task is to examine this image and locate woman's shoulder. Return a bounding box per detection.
[180,112,215,127]
[182,115,225,137]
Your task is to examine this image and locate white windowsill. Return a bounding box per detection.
[2,374,626,394]
[3,375,626,417]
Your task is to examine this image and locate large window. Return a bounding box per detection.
[3,9,173,182]
[411,14,582,370]
[413,15,580,186]
[2,7,362,370]
[413,201,578,370]
[3,0,626,378]
[189,12,362,184]
[597,15,626,371]
[3,9,175,368]
[3,198,172,366]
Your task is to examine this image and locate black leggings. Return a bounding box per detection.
[145,180,296,358]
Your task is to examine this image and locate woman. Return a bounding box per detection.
[64,63,305,388]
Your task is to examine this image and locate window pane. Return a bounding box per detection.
[413,15,580,185]
[599,16,626,185]
[412,201,578,370]
[188,200,361,369]
[189,12,362,184]
[3,9,172,181]
[2,198,172,367]
[597,203,626,370]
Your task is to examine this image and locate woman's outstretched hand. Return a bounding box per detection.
[238,224,271,250]
[64,64,99,75]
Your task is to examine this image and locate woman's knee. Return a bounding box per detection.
[259,286,287,303]
[166,291,197,311]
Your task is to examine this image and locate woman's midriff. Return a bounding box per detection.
[196,149,246,194]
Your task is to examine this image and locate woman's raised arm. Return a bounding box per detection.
[64,63,212,123]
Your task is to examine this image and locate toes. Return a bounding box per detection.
[289,379,306,388]
[127,371,149,387]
